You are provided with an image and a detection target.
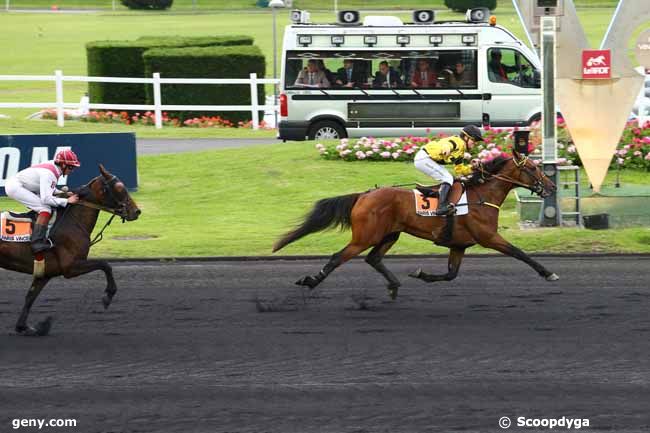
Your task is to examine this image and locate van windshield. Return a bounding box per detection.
[284,50,477,90]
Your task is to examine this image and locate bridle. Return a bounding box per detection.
[77,175,130,220]
[476,156,549,196]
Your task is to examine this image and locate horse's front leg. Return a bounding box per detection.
[15,277,53,336]
[410,247,466,283]
[63,260,117,308]
[479,233,559,281]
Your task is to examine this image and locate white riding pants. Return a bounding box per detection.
[4,178,52,213]
[414,149,454,184]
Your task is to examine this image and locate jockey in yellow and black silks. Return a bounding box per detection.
[414,125,483,215]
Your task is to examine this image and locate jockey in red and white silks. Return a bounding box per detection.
[4,150,81,253]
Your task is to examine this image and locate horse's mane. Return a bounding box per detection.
[464,156,512,186]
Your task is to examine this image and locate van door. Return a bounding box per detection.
[482,47,541,127]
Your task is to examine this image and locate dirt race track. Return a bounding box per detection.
[1,256,649,433]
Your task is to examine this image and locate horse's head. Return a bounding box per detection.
[506,150,557,198]
[80,164,141,221]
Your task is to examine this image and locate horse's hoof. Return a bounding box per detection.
[408,268,423,279]
[387,284,400,300]
[102,294,112,309]
[546,273,560,282]
[16,317,51,337]
[295,276,318,289]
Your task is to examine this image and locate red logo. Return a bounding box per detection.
[582,49,611,79]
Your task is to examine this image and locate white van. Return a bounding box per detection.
[278,11,542,141]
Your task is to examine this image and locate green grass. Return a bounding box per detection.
[2,142,648,257]
[0,5,620,136]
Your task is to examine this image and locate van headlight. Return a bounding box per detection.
[462,34,477,45]
[430,35,443,46]
[364,35,377,46]
[396,35,410,46]
[331,35,345,47]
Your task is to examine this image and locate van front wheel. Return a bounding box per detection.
[308,120,346,140]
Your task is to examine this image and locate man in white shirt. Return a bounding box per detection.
[4,150,80,253]
[294,59,330,88]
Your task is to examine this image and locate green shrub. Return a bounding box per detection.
[444,0,497,12]
[143,45,266,123]
[86,36,254,105]
[121,0,173,9]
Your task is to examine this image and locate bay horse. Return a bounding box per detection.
[273,150,558,299]
[0,165,141,336]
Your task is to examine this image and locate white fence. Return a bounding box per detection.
[0,70,280,130]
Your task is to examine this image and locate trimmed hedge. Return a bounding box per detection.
[86,36,254,105]
[444,0,497,12]
[121,0,173,9]
[143,45,266,123]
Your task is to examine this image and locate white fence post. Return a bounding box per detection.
[55,70,64,127]
[249,73,259,130]
[153,72,162,129]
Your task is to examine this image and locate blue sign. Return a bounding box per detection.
[0,133,138,196]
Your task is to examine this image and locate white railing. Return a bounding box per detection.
[0,70,280,130]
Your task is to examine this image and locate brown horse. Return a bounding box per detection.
[274,150,558,299]
[0,165,141,336]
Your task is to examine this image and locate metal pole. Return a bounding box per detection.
[6,0,9,12]
[334,0,338,15]
[540,15,560,227]
[272,6,278,128]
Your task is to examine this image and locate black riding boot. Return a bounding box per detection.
[435,183,454,216]
[31,224,53,254]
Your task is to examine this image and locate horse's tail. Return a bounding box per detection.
[273,193,362,253]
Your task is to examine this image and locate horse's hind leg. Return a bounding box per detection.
[410,246,466,283]
[16,277,53,336]
[63,260,117,309]
[295,242,368,289]
[365,232,401,299]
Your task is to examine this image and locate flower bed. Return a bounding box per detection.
[316,119,650,170]
[41,109,272,129]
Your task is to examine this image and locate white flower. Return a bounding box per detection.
[355,151,366,160]
[380,151,391,158]
[391,152,400,159]
[464,152,472,160]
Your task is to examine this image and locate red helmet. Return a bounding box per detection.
[54,149,81,168]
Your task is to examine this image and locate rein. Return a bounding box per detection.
[67,175,129,246]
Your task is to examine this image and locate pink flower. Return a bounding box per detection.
[391,152,400,159]
[634,150,642,157]
[643,136,650,144]
[355,151,366,160]
[645,153,650,161]
[616,157,624,165]
[567,145,576,154]
[380,151,391,158]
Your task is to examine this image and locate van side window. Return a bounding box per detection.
[284,50,478,90]
[487,48,540,88]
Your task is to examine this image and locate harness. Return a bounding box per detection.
[475,155,548,196]
[61,175,130,247]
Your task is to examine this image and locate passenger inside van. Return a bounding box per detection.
[294,59,331,88]
[447,61,473,87]
[335,59,364,88]
[373,61,403,88]
[410,59,439,89]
